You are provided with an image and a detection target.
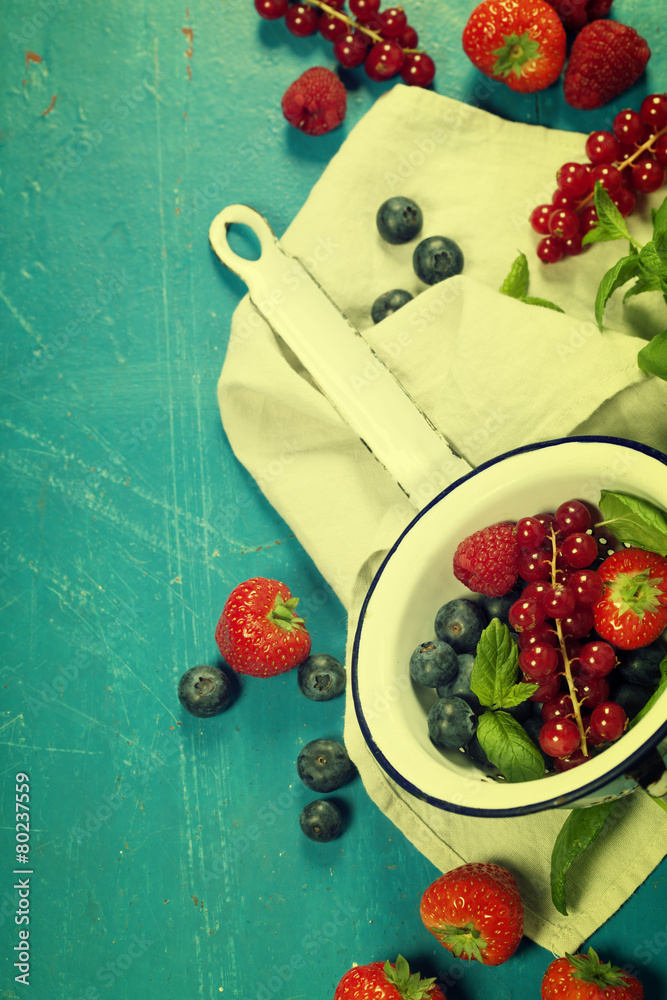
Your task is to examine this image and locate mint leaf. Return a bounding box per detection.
[629,656,667,730]
[594,254,641,329]
[638,240,667,277]
[550,801,617,915]
[623,273,665,301]
[521,295,564,312]
[477,710,545,783]
[500,252,529,299]
[582,182,633,245]
[651,194,667,237]
[655,227,667,268]
[471,618,537,709]
[638,329,667,381]
[598,490,667,555]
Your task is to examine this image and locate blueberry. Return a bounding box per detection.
[299,799,343,842]
[612,682,652,719]
[297,654,346,702]
[436,653,482,713]
[297,738,353,792]
[464,734,499,776]
[376,196,423,244]
[413,236,464,285]
[427,696,477,749]
[177,665,234,718]
[617,642,665,688]
[480,586,522,627]
[371,288,413,323]
[434,598,486,654]
[410,640,458,688]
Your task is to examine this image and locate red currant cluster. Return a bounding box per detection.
[254,0,435,87]
[507,500,627,771]
[530,93,667,263]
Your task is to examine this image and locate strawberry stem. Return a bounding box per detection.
[432,922,488,963]
[567,947,634,989]
[383,955,439,999]
[266,594,307,632]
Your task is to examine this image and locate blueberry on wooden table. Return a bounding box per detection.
[297,653,346,701]
[299,799,343,842]
[178,665,234,717]
[297,738,353,792]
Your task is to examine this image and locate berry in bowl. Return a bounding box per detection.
[351,437,667,816]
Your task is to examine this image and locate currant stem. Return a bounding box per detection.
[576,122,667,213]
[549,527,589,757]
[303,0,422,52]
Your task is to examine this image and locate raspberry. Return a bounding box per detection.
[563,21,651,111]
[453,521,519,597]
[281,67,347,137]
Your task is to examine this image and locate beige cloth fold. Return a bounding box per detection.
[217,86,667,954]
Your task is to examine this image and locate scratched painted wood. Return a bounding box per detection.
[0,0,666,996]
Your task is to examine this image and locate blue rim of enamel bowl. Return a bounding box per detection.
[351,435,667,817]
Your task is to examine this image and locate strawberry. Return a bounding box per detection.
[420,862,524,966]
[563,20,650,110]
[592,548,667,650]
[462,0,566,94]
[215,577,311,677]
[542,946,644,999]
[334,955,446,1000]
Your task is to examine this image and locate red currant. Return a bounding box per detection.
[285,3,319,36]
[561,606,594,640]
[518,624,558,650]
[349,0,381,21]
[516,516,546,548]
[590,163,623,194]
[559,532,598,569]
[379,6,408,38]
[400,52,435,87]
[543,584,576,620]
[530,204,553,235]
[555,500,591,535]
[255,0,288,17]
[517,547,551,582]
[552,189,578,211]
[540,718,581,758]
[319,12,349,40]
[654,133,667,167]
[365,40,405,80]
[585,130,621,165]
[579,205,599,235]
[578,641,616,678]
[519,643,559,681]
[589,701,627,742]
[548,208,580,240]
[542,693,574,722]
[568,568,604,606]
[398,24,419,48]
[537,235,566,263]
[612,186,636,217]
[613,108,648,146]
[574,675,610,709]
[640,92,667,131]
[528,673,562,703]
[509,597,546,632]
[563,232,586,256]
[554,749,589,771]
[631,158,666,193]
[557,162,592,198]
[333,30,369,67]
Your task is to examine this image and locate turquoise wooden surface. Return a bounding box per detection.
[1,0,666,996]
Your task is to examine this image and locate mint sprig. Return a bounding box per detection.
[597,490,667,556]
[470,619,543,782]
[499,252,564,312]
[550,801,617,915]
[585,184,667,381]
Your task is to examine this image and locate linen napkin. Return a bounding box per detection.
[216,86,667,955]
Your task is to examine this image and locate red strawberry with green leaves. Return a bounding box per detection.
[215,577,311,677]
[334,956,446,1000]
[541,946,644,999]
[420,862,524,966]
[462,0,566,93]
[593,548,667,650]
